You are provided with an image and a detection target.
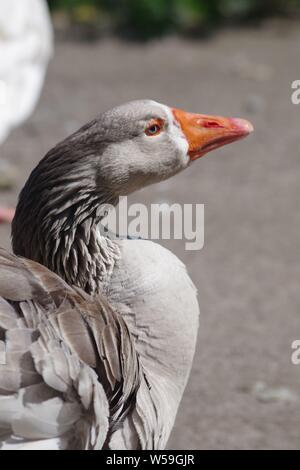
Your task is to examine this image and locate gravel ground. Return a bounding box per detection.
[1,20,300,449]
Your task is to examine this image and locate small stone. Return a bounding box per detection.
[252,381,298,403]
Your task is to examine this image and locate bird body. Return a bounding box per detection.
[107,238,200,448]
[0,244,198,450]
[0,100,253,449]
[0,249,129,450]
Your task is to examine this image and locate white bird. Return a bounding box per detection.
[0,100,253,449]
[0,0,53,144]
[0,0,53,224]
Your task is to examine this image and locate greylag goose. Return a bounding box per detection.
[0,100,253,449]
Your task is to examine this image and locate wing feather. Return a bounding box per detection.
[0,248,146,449]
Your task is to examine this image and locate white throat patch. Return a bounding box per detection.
[158,102,189,164]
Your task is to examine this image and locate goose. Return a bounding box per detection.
[0,0,52,222]
[0,100,253,450]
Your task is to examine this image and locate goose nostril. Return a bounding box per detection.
[201,121,225,129]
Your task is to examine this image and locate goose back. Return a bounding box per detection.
[0,248,158,449]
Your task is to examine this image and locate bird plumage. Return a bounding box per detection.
[0,248,163,449]
[0,100,253,449]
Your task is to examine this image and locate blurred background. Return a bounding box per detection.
[1,0,300,449]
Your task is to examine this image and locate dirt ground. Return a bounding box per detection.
[1,21,300,449]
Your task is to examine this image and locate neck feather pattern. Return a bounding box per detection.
[12,141,120,295]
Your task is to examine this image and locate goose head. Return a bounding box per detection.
[12,99,253,283]
[92,99,253,195]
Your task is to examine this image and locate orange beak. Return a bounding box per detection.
[172,108,253,161]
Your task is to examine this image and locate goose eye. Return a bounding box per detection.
[145,119,164,136]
